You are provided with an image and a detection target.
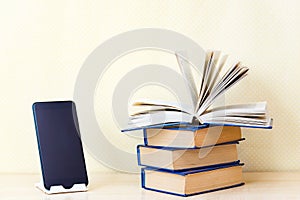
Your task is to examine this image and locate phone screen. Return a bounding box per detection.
[33,101,88,190]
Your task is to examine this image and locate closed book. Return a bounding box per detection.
[142,161,244,197]
[143,125,242,148]
[137,142,240,170]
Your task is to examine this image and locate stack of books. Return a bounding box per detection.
[123,51,272,196]
[136,124,245,196]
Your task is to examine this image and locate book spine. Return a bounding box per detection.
[141,161,243,174]
[143,129,148,145]
[141,165,245,197]
[137,145,142,166]
[141,168,146,188]
[137,139,244,150]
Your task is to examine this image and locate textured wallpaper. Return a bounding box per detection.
[0,0,299,173]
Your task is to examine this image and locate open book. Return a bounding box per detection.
[126,51,272,129]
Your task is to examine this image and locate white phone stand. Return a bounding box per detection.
[35,179,87,194]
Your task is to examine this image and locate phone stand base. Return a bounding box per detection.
[35,180,87,194]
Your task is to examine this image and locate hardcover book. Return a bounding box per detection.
[142,125,242,148]
[141,161,244,197]
[137,142,241,170]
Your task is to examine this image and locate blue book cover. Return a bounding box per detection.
[137,141,242,170]
[143,125,245,148]
[122,120,273,132]
[141,161,244,197]
[140,138,245,149]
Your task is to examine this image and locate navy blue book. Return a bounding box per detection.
[141,161,244,197]
[137,141,242,170]
[122,120,273,133]
[141,125,243,148]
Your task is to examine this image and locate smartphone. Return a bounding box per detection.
[32,101,88,190]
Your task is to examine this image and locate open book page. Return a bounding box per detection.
[197,51,228,111]
[206,116,269,124]
[124,51,272,130]
[197,63,249,115]
[203,102,267,114]
[175,53,198,110]
[196,51,212,111]
[131,99,194,116]
[199,51,221,106]
[198,102,270,127]
[130,105,185,116]
[208,54,228,93]
[202,117,272,128]
[128,111,193,128]
[131,108,193,118]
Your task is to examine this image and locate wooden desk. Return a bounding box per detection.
[1,172,300,199]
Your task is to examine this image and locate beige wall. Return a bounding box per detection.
[0,0,299,173]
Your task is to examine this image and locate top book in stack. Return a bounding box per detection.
[124,51,272,130]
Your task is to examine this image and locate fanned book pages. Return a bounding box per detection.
[125,51,272,130]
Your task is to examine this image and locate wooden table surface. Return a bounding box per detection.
[1,172,300,199]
